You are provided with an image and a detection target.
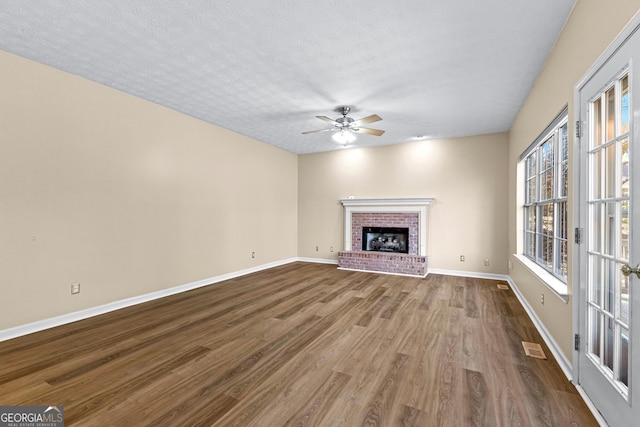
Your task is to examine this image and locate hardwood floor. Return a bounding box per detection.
[0,262,597,426]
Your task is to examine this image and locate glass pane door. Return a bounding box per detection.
[577,18,640,426]
[586,71,630,395]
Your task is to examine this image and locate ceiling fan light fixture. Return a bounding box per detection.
[332,129,356,144]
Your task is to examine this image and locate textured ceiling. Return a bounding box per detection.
[0,1,575,154]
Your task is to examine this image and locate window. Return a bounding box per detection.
[523,111,568,282]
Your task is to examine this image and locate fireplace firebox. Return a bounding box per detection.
[362,227,409,254]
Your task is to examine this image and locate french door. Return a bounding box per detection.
[576,18,640,426]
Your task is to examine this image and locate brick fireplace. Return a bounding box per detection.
[338,198,433,277]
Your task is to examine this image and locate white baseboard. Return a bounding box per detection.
[297,257,338,265]
[0,257,298,342]
[428,268,510,281]
[505,276,573,380]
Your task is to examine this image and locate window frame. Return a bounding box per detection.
[522,111,569,283]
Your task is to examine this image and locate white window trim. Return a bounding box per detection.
[523,141,568,279]
[519,107,569,300]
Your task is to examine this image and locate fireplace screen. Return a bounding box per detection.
[362,227,409,253]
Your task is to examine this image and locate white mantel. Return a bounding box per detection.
[340,198,434,256]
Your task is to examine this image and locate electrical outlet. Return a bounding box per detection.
[460,255,465,262]
[330,246,334,252]
[484,259,490,266]
[315,246,319,251]
[71,283,80,294]
[541,293,545,305]
[251,251,255,258]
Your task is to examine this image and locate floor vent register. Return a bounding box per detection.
[522,341,547,359]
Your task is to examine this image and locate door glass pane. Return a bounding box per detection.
[605,143,616,198]
[589,255,602,305]
[592,150,602,199]
[590,203,602,253]
[621,75,629,134]
[590,307,602,359]
[603,317,614,371]
[593,97,602,147]
[620,201,629,261]
[620,273,629,325]
[621,138,629,197]
[604,202,616,256]
[606,86,616,141]
[604,259,615,314]
[620,326,629,387]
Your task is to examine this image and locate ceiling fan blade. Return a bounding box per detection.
[351,114,382,127]
[353,127,385,136]
[316,116,339,125]
[301,128,334,135]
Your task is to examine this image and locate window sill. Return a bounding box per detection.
[513,254,569,303]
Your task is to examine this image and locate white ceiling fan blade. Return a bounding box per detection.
[301,128,334,135]
[316,115,339,125]
[351,114,382,127]
[353,127,385,136]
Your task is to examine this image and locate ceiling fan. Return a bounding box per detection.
[302,106,385,144]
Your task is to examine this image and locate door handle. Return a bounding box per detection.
[621,263,640,279]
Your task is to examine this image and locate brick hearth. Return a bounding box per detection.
[337,198,432,277]
[337,251,427,276]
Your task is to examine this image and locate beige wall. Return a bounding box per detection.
[298,134,509,274]
[508,1,640,358]
[0,51,298,330]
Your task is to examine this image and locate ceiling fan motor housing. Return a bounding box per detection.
[336,116,354,128]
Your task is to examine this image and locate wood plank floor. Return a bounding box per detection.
[0,262,597,426]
